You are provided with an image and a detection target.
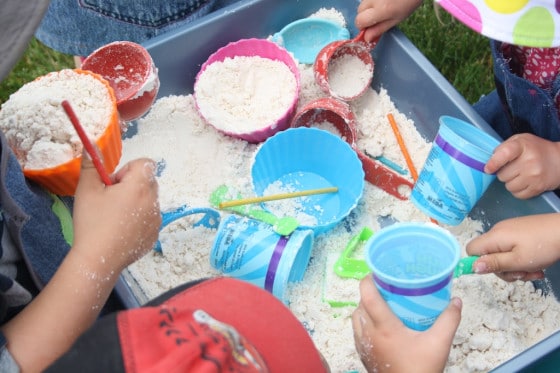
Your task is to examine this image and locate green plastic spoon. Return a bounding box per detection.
[209,185,300,236]
[333,227,479,279]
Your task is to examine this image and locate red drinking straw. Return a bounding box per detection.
[61,100,113,186]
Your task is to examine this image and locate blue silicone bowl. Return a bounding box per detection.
[251,127,365,235]
[271,18,350,64]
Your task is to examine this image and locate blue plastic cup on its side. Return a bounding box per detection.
[210,214,314,304]
[365,222,461,331]
[410,116,501,225]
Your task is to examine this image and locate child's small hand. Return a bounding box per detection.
[72,153,161,273]
[355,0,423,42]
[484,133,560,199]
[352,276,461,373]
[467,214,560,282]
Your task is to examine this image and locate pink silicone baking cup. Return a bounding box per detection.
[194,38,300,143]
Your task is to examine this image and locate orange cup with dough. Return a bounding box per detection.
[23,69,121,196]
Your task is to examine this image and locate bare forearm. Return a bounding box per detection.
[1,246,122,372]
[0,156,159,372]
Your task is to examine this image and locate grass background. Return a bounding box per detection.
[399,2,494,103]
[0,3,494,106]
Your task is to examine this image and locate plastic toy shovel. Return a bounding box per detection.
[209,185,300,236]
[333,227,479,279]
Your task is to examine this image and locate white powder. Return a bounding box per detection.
[309,8,347,28]
[132,65,159,100]
[194,56,297,134]
[328,54,373,99]
[120,60,560,373]
[262,181,319,227]
[0,69,113,169]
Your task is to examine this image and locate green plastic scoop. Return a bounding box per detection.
[333,226,479,279]
[453,255,479,278]
[209,185,300,236]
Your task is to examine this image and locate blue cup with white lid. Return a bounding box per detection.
[365,222,461,331]
[410,116,501,225]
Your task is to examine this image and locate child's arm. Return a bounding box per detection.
[1,155,161,372]
[484,133,560,199]
[352,277,462,373]
[355,0,423,42]
[467,213,560,282]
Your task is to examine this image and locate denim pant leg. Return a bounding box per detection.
[36,0,221,56]
[475,39,560,142]
[0,131,70,288]
[473,89,509,140]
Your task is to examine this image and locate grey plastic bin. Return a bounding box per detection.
[114,1,560,371]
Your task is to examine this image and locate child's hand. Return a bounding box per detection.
[352,277,462,373]
[71,153,161,272]
[484,134,560,199]
[355,0,423,42]
[467,214,560,282]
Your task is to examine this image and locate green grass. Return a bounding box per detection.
[399,2,494,103]
[0,5,494,106]
[0,38,73,106]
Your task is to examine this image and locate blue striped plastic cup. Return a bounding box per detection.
[410,116,501,225]
[365,222,461,331]
[210,215,314,304]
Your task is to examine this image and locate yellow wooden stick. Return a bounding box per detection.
[219,187,339,208]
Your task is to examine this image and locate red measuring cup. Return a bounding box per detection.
[82,41,160,122]
[290,97,413,200]
[314,30,377,101]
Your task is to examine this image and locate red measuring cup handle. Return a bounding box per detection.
[290,97,414,200]
[356,150,414,200]
[353,29,380,50]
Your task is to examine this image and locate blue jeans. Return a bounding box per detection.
[474,40,560,142]
[35,0,240,56]
[0,130,70,289]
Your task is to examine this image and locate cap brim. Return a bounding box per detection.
[151,277,327,371]
[0,0,50,81]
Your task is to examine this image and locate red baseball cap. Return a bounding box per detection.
[46,277,328,372]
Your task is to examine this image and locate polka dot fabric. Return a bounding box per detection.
[437,0,560,47]
[506,45,560,89]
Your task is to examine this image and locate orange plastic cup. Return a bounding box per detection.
[23,69,122,196]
